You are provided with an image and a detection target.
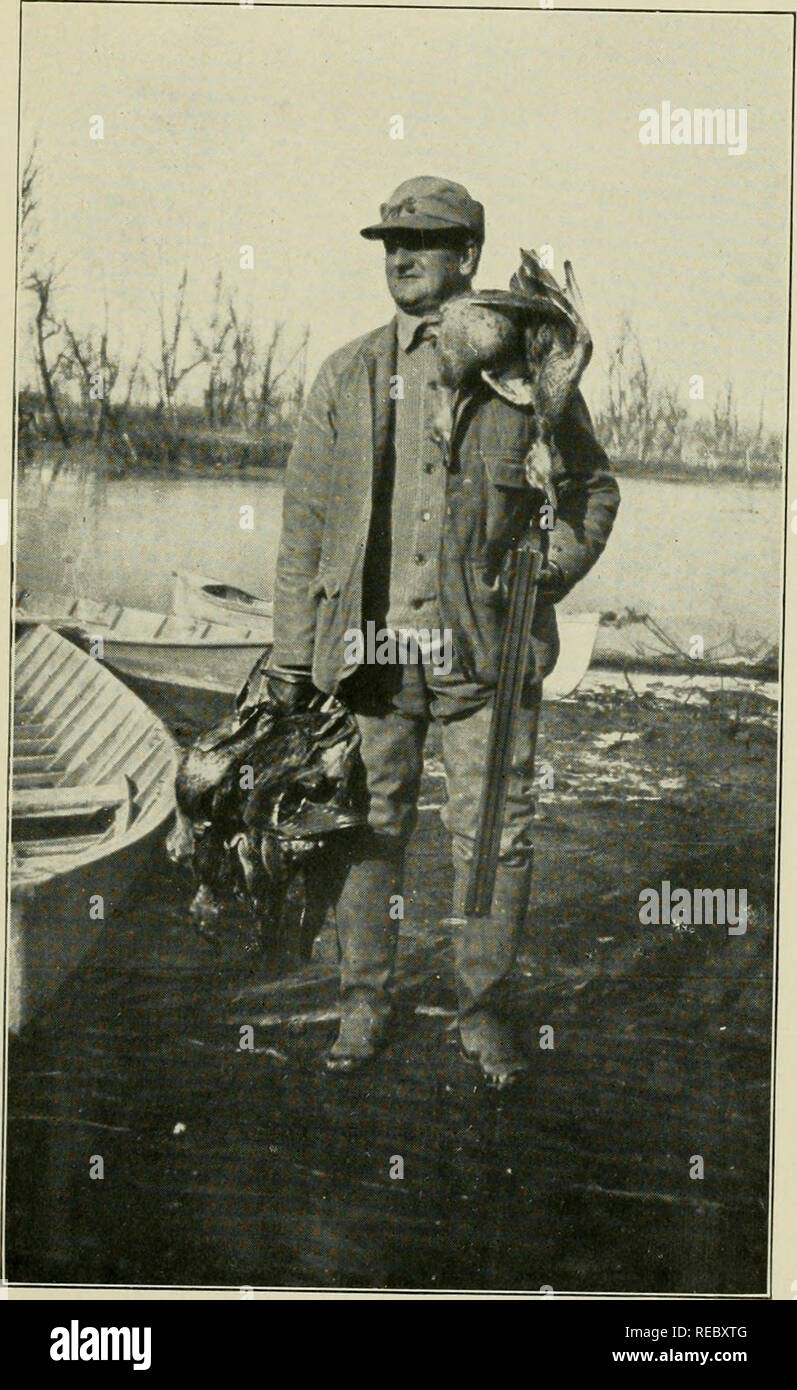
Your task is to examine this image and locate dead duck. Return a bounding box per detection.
[167,691,367,958]
[433,249,593,503]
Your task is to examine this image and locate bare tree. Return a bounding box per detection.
[153,268,205,433]
[62,305,124,444]
[292,326,310,413]
[256,321,284,428]
[597,323,783,479]
[196,278,309,439]
[194,272,233,428]
[19,139,43,286]
[223,300,256,426]
[653,384,687,464]
[711,382,739,458]
[256,322,310,428]
[27,270,70,447]
[601,318,658,466]
[61,323,94,414]
[119,347,143,421]
[108,347,143,466]
[193,277,258,429]
[94,322,121,443]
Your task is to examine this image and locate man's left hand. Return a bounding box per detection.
[537,561,566,604]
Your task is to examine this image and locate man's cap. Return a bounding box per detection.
[360,176,485,242]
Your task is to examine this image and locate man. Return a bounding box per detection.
[266,176,620,1086]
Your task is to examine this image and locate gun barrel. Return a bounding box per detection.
[464,528,544,917]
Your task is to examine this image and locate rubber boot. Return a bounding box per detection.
[325,831,404,1074]
[451,856,533,1089]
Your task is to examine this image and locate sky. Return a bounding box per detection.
[17,3,794,429]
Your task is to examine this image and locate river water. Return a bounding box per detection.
[15,470,782,650]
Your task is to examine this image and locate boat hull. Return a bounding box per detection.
[14,588,597,705]
[101,638,269,697]
[10,625,178,1033]
[15,590,273,703]
[9,817,169,1034]
[169,571,600,699]
[104,624,596,702]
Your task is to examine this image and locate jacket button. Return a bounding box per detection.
[411,598,424,610]
[414,553,425,564]
[424,463,435,474]
[421,510,431,521]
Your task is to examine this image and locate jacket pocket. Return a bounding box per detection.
[309,568,341,600]
[452,558,507,684]
[480,449,529,491]
[468,558,505,609]
[456,559,560,688]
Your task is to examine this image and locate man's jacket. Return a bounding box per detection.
[271,318,620,695]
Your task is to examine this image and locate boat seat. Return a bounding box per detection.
[13,833,118,862]
[12,777,134,836]
[14,754,66,774]
[14,772,72,789]
[15,736,58,756]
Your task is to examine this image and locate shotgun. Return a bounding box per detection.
[459,251,593,916]
[464,513,545,917]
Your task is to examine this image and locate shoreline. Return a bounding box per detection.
[18,453,782,488]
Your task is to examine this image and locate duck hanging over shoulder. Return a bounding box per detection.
[432,249,593,506]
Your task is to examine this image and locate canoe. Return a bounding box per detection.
[15,589,274,697]
[14,587,597,703]
[171,568,273,630]
[9,624,178,1033]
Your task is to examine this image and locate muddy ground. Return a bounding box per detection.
[5,673,777,1294]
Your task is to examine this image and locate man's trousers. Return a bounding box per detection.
[335,678,541,1017]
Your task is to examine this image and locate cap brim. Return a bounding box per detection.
[360,216,476,240]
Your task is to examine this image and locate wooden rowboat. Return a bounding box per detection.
[169,569,599,701]
[15,589,274,698]
[171,568,273,629]
[14,587,597,703]
[9,624,178,1032]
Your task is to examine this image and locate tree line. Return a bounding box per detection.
[593,320,782,482]
[17,145,309,472]
[17,145,782,482]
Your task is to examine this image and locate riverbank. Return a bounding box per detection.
[19,439,784,485]
[6,674,775,1293]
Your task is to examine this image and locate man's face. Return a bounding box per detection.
[382,230,479,316]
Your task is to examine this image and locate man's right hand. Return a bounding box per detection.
[264,668,316,714]
[236,661,316,719]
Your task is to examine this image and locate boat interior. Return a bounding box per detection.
[15,590,270,646]
[12,624,175,880]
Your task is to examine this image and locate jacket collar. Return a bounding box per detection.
[395,308,441,351]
